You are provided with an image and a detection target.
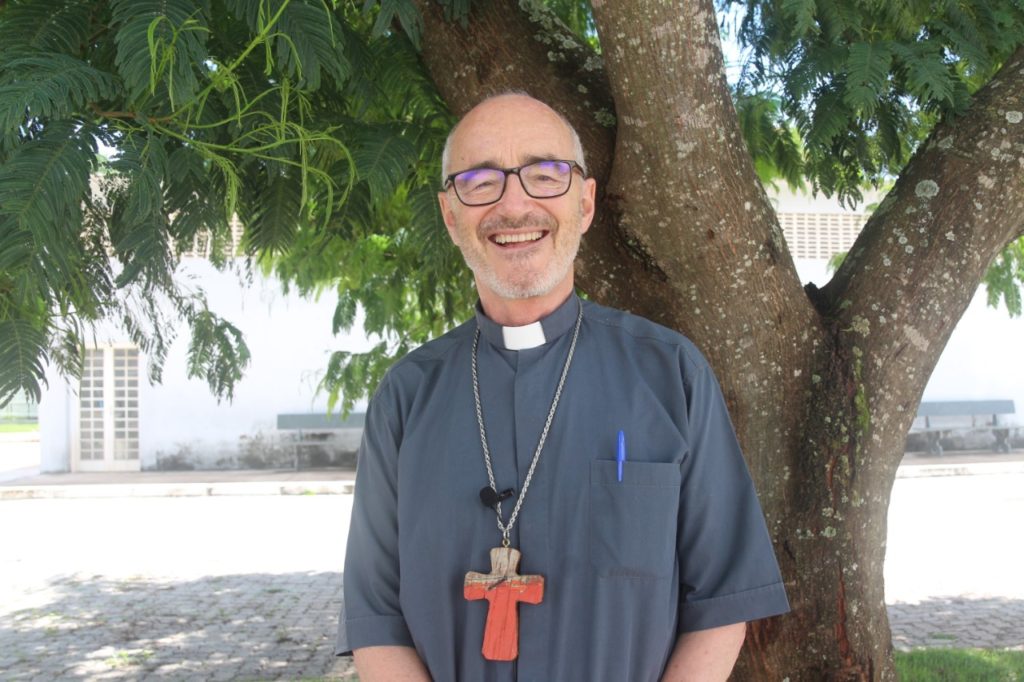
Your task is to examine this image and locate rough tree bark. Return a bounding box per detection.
[415,0,1024,678]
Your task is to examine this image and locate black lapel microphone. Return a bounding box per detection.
[480,486,516,510]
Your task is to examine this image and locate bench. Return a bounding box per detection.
[276,412,365,470]
[909,400,1016,456]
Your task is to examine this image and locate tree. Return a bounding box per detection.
[2,0,1024,678]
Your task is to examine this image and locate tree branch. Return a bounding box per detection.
[821,45,1024,452]
[587,0,820,449]
[89,102,173,124]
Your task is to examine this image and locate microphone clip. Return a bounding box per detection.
[479,486,516,510]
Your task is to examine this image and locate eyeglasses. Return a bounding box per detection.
[443,160,585,207]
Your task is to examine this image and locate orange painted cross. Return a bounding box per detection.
[464,546,545,661]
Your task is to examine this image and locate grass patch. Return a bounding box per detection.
[104,649,154,668]
[895,649,1024,681]
[0,421,39,433]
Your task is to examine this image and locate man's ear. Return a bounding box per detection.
[579,177,597,234]
[438,191,458,241]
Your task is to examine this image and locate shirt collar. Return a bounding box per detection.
[475,293,581,351]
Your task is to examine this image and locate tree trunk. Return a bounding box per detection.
[416,1,1024,678]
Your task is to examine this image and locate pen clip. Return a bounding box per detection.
[616,430,626,482]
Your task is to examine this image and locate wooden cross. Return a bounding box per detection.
[464,546,544,661]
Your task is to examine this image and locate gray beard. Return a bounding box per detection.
[462,211,580,300]
[471,248,577,299]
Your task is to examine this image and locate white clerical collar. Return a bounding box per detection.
[502,322,547,350]
[474,294,581,351]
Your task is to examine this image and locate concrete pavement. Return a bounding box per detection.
[1,454,1022,680]
[0,494,358,681]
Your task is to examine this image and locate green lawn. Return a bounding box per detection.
[895,649,1024,681]
[0,421,39,433]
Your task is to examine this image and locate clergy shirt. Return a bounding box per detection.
[338,294,789,682]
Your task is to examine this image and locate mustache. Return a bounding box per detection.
[479,212,557,235]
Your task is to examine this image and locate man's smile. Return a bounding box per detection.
[490,230,548,247]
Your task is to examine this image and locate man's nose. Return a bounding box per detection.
[496,172,533,211]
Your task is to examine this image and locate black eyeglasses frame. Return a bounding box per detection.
[442,160,586,207]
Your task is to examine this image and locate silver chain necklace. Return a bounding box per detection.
[471,299,584,548]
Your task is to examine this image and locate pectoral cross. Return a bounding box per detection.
[464,546,544,661]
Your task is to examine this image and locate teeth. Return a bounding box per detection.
[493,231,543,245]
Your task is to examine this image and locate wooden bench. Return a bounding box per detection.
[276,413,365,470]
[909,400,1016,456]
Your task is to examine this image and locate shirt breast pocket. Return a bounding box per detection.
[589,459,682,579]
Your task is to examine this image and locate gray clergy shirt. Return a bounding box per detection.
[338,293,789,681]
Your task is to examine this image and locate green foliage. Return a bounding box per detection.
[0,54,118,135]
[826,251,846,274]
[3,0,1022,415]
[186,306,251,401]
[727,0,1024,206]
[734,89,806,189]
[0,320,48,404]
[725,0,1024,312]
[110,0,209,108]
[983,237,1024,317]
[0,0,469,411]
[367,0,424,50]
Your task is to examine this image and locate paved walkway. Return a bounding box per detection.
[0,455,1021,680]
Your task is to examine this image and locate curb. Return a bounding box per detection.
[3,460,1023,501]
[0,480,354,500]
[895,460,1024,478]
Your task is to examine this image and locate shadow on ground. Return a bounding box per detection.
[6,573,1021,678]
[0,571,356,680]
[888,596,1024,651]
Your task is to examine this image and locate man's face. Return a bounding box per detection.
[438,96,596,304]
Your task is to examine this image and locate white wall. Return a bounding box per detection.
[38,365,71,472]
[139,259,374,468]
[40,258,376,471]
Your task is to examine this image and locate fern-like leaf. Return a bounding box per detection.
[225,0,349,89]
[983,237,1024,317]
[407,183,456,271]
[366,0,424,50]
[110,0,210,108]
[275,1,350,89]
[804,82,850,149]
[350,124,417,200]
[0,215,33,273]
[0,319,48,406]
[0,121,97,231]
[892,41,957,108]
[186,308,251,403]
[166,145,231,252]
[239,171,303,253]
[0,53,118,139]
[0,0,93,55]
[782,0,818,38]
[844,41,892,115]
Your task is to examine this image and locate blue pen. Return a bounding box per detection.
[617,430,626,482]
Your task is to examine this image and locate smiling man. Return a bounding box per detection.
[337,94,789,681]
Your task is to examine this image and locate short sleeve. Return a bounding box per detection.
[675,353,790,632]
[336,375,415,655]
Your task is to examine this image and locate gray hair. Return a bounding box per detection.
[440,92,588,185]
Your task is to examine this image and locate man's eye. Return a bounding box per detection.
[469,179,497,191]
[525,162,569,185]
[457,171,501,194]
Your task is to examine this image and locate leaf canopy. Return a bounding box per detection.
[1,0,1022,415]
